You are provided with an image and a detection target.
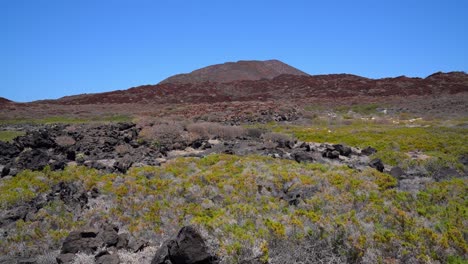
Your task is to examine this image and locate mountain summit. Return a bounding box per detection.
[159,59,309,84]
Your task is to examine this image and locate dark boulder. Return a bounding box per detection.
[151,226,218,264]
[14,130,56,149]
[287,191,302,206]
[369,158,384,172]
[114,157,133,173]
[1,165,10,177]
[47,181,88,209]
[361,146,377,156]
[90,187,100,198]
[292,151,314,163]
[97,224,120,247]
[323,150,340,159]
[191,139,204,149]
[0,205,30,227]
[50,159,67,171]
[66,150,76,161]
[16,149,49,171]
[61,229,101,254]
[277,139,294,149]
[333,144,352,156]
[0,141,20,161]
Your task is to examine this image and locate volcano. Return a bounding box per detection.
[159,59,309,84]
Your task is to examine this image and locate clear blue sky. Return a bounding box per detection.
[2,0,467,102]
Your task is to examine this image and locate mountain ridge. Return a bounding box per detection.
[27,71,466,106]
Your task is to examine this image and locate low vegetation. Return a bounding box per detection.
[0,112,466,263]
[0,114,132,125]
[0,131,25,142]
[261,117,467,172]
[1,154,466,263]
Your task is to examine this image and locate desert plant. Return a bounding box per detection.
[187,122,246,140]
[54,135,76,147]
[139,122,186,147]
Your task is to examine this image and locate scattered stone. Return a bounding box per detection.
[1,165,10,177]
[369,158,384,172]
[361,146,377,156]
[333,144,352,156]
[98,224,120,247]
[292,151,314,163]
[50,159,66,170]
[129,238,149,253]
[114,156,133,173]
[323,150,340,159]
[90,187,100,198]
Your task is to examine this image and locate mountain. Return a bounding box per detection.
[159,59,309,84]
[40,71,468,106]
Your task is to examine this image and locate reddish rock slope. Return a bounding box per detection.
[43,71,468,105]
[159,59,309,84]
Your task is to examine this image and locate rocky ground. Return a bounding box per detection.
[0,120,466,263]
[1,121,448,180]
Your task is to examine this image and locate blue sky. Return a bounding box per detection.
[2,0,467,102]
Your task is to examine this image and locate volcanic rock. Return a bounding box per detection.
[369,158,385,172]
[61,229,101,254]
[151,226,218,264]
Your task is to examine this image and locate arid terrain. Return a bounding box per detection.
[0,60,467,264]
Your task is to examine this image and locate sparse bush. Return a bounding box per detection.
[115,144,132,155]
[54,135,76,147]
[245,128,264,139]
[187,122,246,140]
[36,250,60,264]
[139,121,186,146]
[268,238,346,264]
[118,246,158,264]
[186,122,210,139]
[71,253,94,264]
